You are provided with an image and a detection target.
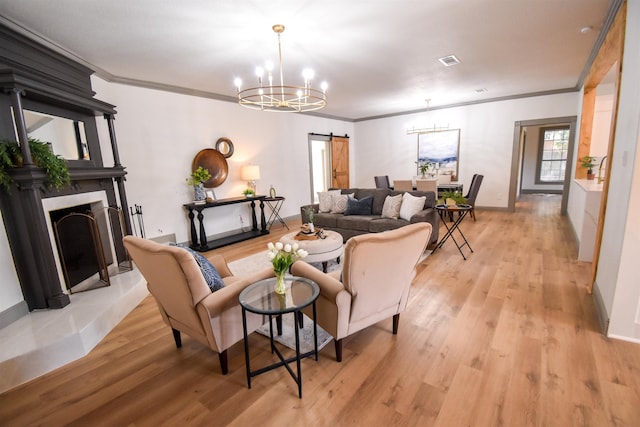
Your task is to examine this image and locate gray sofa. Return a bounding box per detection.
[300,188,439,245]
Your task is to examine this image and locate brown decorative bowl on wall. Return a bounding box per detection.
[192,148,228,187]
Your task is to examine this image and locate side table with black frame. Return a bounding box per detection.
[239,276,319,398]
[433,204,474,260]
[264,196,289,230]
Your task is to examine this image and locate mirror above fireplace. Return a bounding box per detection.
[19,109,91,161]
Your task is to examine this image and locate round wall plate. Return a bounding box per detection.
[215,137,234,158]
[192,148,228,188]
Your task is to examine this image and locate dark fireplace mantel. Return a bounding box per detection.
[0,23,131,311]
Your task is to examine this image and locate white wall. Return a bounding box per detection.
[91,77,354,244]
[591,84,614,158]
[599,0,640,342]
[0,209,23,313]
[354,93,579,208]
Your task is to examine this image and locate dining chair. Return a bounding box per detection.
[393,180,413,191]
[464,174,484,221]
[437,174,451,184]
[415,179,437,193]
[374,175,391,189]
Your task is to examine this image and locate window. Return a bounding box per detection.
[537,126,569,183]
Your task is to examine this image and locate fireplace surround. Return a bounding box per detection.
[0,24,131,311]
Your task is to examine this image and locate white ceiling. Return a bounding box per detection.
[0,0,612,121]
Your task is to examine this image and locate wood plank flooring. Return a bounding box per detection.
[1,194,639,426]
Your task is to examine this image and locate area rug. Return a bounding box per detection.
[255,314,333,353]
[228,249,430,277]
[228,252,342,276]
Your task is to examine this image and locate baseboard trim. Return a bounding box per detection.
[591,281,610,335]
[0,301,28,329]
[520,189,563,194]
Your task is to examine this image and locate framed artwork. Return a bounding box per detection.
[417,129,460,179]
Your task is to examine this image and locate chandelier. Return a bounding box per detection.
[234,24,328,112]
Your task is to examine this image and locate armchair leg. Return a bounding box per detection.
[335,339,343,362]
[172,328,182,348]
[392,314,400,334]
[218,350,229,375]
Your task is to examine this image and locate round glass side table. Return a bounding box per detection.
[239,276,319,398]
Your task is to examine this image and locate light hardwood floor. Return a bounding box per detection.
[1,194,639,426]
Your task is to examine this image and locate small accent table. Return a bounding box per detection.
[264,196,289,230]
[239,276,319,398]
[433,204,474,260]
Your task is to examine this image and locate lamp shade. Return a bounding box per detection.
[241,165,261,181]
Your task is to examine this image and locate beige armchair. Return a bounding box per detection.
[291,222,432,361]
[123,236,273,374]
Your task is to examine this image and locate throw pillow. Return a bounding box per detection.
[344,196,373,216]
[399,192,426,221]
[381,194,403,219]
[331,193,353,214]
[318,190,341,212]
[171,243,225,292]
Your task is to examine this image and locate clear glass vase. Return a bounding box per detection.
[274,272,287,294]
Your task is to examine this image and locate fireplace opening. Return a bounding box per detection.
[51,204,111,293]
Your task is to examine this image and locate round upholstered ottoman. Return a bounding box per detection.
[279,229,343,272]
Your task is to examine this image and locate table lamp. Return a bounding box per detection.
[241,165,260,193]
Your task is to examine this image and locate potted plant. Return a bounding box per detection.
[0,138,70,192]
[241,188,256,198]
[581,156,597,180]
[186,166,211,201]
[415,160,431,178]
[302,205,315,232]
[439,190,467,206]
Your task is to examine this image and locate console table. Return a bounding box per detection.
[183,196,268,251]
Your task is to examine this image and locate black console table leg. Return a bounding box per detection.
[260,200,267,232]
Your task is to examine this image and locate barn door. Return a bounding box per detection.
[330,135,349,188]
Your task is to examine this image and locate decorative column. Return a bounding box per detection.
[104,113,132,234]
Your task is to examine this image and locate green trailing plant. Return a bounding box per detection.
[439,190,467,205]
[186,166,211,186]
[0,138,70,191]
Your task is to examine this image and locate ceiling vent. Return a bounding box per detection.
[438,55,461,67]
[475,88,488,93]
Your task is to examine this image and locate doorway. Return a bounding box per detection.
[307,134,350,202]
[509,116,577,214]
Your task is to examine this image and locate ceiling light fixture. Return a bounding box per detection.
[234,24,328,113]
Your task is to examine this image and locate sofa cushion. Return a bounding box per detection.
[399,192,426,221]
[331,193,353,213]
[349,188,390,215]
[344,196,373,216]
[336,215,377,232]
[381,194,402,219]
[318,190,341,212]
[313,212,339,228]
[170,243,224,292]
[369,217,411,233]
